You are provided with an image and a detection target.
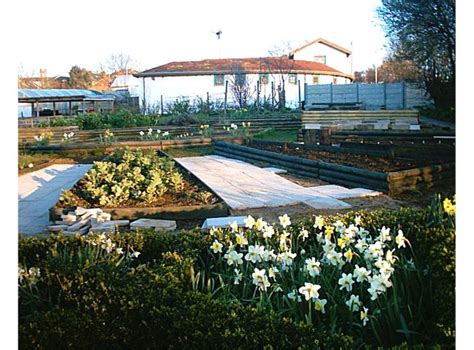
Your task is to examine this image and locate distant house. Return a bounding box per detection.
[134,37,353,109]
[110,74,140,96]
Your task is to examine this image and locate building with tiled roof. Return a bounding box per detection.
[134,38,353,109]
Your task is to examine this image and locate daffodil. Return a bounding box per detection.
[244,215,256,229]
[354,215,362,226]
[131,251,141,259]
[245,244,264,263]
[229,221,239,232]
[338,273,354,292]
[346,294,361,312]
[443,198,456,216]
[254,218,267,231]
[354,265,371,283]
[395,230,408,249]
[299,282,321,301]
[224,250,243,266]
[344,249,354,262]
[234,269,243,285]
[314,215,325,230]
[379,226,391,242]
[262,225,275,239]
[139,131,145,136]
[305,257,321,277]
[235,233,248,246]
[360,307,369,326]
[324,226,335,240]
[314,298,327,313]
[279,214,291,228]
[268,266,279,280]
[299,228,309,241]
[252,268,271,291]
[211,240,223,254]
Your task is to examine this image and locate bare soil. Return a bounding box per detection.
[251,143,434,172]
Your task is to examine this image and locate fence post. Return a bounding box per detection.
[304,83,308,110]
[206,92,210,114]
[298,80,302,111]
[223,80,228,119]
[402,81,406,109]
[330,83,333,105]
[256,80,260,112]
[271,81,275,111]
[160,95,164,115]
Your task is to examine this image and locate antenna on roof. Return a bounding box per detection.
[215,30,222,40]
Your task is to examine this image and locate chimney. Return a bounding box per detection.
[39,69,47,78]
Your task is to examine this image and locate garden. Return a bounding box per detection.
[18,195,455,348]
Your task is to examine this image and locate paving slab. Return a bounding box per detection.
[201,216,247,229]
[175,156,352,210]
[18,164,92,235]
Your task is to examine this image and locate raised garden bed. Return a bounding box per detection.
[214,140,455,194]
[50,148,228,222]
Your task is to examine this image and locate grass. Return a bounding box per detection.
[253,128,298,143]
[165,146,214,158]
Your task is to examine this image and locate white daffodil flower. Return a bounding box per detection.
[395,230,408,249]
[305,257,321,277]
[299,228,309,241]
[224,250,243,266]
[279,214,291,228]
[314,215,325,230]
[262,225,275,239]
[244,215,256,229]
[360,307,369,326]
[234,269,243,285]
[379,226,392,242]
[298,282,321,301]
[130,251,141,259]
[268,266,279,280]
[252,268,270,291]
[229,221,239,232]
[314,298,327,314]
[245,244,264,264]
[346,294,361,312]
[338,273,355,292]
[354,215,362,226]
[210,240,223,254]
[254,218,267,232]
[116,247,124,255]
[354,265,371,283]
[139,131,145,136]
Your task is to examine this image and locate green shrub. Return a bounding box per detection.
[18,198,454,349]
[76,108,160,130]
[58,148,215,207]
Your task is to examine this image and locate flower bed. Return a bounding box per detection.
[51,148,228,221]
[214,141,455,194]
[19,196,455,348]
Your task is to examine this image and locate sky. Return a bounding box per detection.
[16,0,388,77]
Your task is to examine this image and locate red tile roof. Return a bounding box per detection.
[135,57,352,79]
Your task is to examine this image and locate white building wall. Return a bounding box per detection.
[138,72,349,111]
[292,42,352,78]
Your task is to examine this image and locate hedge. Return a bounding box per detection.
[18,198,455,349]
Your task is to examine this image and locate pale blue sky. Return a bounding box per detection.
[16,0,387,76]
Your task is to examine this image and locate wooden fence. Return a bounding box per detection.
[304,82,432,110]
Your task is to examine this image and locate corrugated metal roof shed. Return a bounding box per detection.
[18,89,114,102]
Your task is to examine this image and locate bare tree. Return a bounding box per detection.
[100,53,137,74]
[228,64,255,109]
[264,42,296,110]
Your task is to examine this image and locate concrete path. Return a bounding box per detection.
[18,164,92,235]
[176,156,380,210]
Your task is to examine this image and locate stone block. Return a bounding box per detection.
[47,225,70,232]
[201,216,247,230]
[304,123,321,130]
[68,217,91,232]
[61,214,77,222]
[409,124,421,130]
[64,224,91,236]
[391,123,411,130]
[89,223,116,233]
[130,218,176,232]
